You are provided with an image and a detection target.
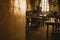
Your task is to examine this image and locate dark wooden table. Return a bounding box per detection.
[45,21,60,40]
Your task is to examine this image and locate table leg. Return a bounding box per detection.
[52,25,54,40]
[46,25,49,40]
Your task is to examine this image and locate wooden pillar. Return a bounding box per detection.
[10,0,26,40]
[0,0,26,40]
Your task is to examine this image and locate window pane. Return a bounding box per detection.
[45,9,46,11]
[45,6,46,9]
[45,3,47,5]
[42,9,44,11]
[47,9,49,11]
[45,0,46,2]
[47,6,49,8]
[40,0,49,12]
[42,3,44,6]
[42,0,45,3]
[42,6,45,9]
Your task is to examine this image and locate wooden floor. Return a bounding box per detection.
[26,23,60,40]
[27,24,48,40]
[27,26,46,40]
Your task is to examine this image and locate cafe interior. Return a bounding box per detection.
[0,0,60,40]
[26,0,60,40]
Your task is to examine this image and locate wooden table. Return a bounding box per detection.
[45,21,60,40]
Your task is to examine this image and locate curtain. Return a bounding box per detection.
[29,0,35,10]
[26,0,31,11]
[48,0,52,5]
[38,0,41,6]
[29,0,41,10]
[48,0,52,12]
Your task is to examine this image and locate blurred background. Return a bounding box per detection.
[0,0,60,40]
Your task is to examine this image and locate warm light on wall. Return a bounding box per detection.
[10,0,26,40]
[20,0,26,10]
[10,0,26,15]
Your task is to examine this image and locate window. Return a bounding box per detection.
[40,0,49,12]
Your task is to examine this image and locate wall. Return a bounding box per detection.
[0,0,26,40]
